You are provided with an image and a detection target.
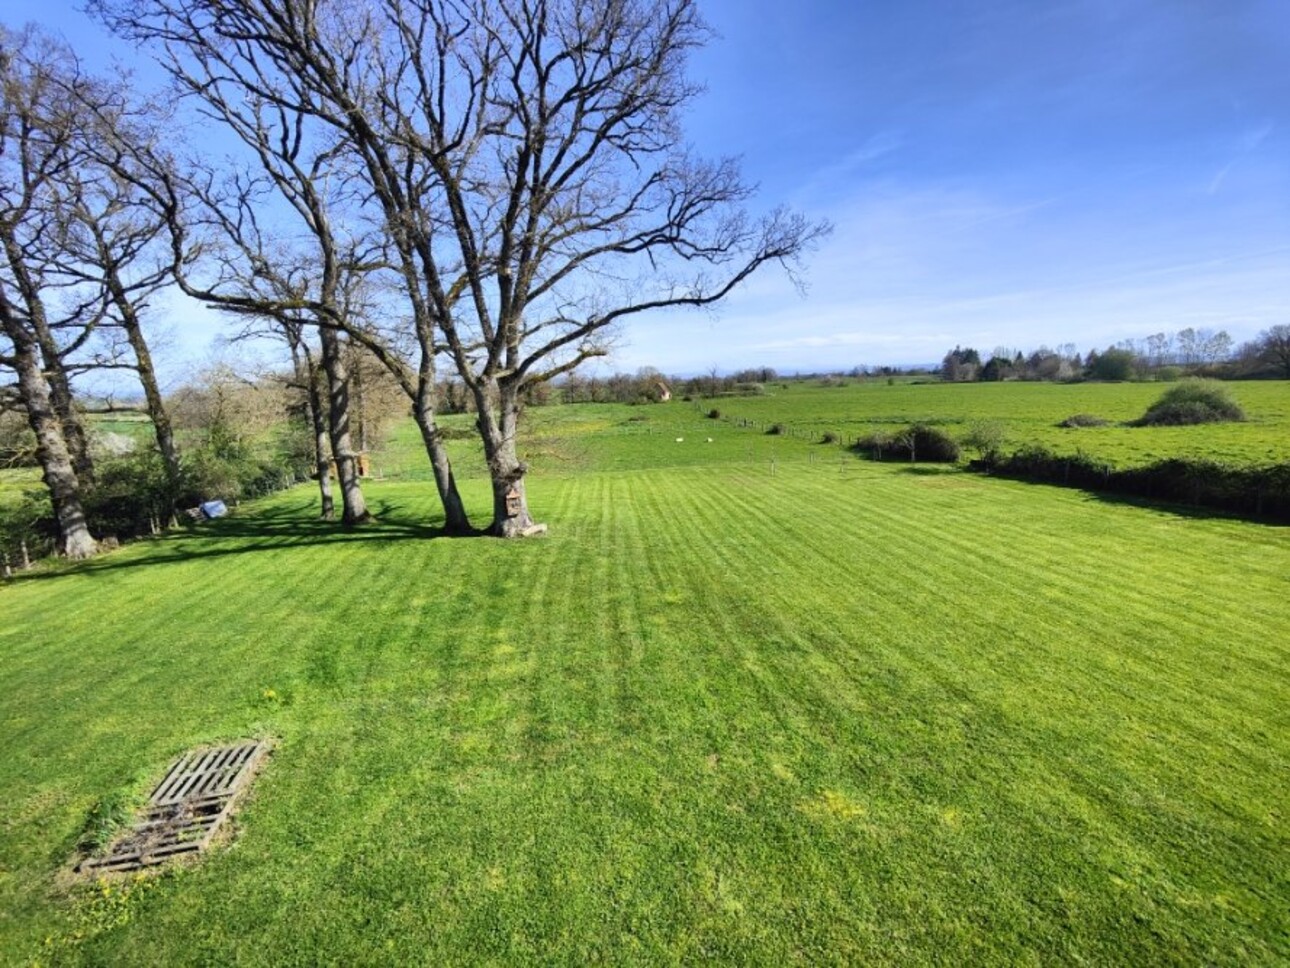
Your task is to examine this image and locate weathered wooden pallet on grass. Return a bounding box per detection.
[81,740,269,874]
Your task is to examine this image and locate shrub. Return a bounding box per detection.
[1135,379,1245,426]
[905,424,960,462]
[0,491,54,567]
[853,424,958,462]
[821,431,840,445]
[852,430,894,459]
[180,435,301,507]
[961,420,1006,457]
[84,451,175,539]
[706,408,721,419]
[1156,366,1183,382]
[766,423,785,436]
[1059,413,1110,428]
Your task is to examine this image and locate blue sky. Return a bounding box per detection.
[6,0,1289,380]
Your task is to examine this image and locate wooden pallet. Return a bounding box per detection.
[81,740,269,873]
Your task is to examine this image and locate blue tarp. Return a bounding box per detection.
[200,500,228,519]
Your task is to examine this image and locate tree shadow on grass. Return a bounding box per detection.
[975,473,1289,527]
[895,464,961,476]
[5,496,481,584]
[1082,488,1289,527]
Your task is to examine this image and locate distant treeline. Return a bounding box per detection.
[942,325,1290,383]
[481,325,1290,412]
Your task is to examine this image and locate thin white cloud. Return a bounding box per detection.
[796,131,904,201]
[1208,121,1274,194]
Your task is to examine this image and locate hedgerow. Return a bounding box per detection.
[974,446,1290,520]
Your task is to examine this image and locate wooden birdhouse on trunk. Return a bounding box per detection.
[505,485,523,518]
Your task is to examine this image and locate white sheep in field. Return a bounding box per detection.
[675,437,684,442]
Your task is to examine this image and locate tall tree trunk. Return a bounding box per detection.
[413,377,472,534]
[318,326,369,524]
[107,271,181,502]
[305,351,334,520]
[285,331,333,518]
[10,333,96,559]
[352,349,368,453]
[34,330,94,486]
[476,381,537,538]
[1,233,95,485]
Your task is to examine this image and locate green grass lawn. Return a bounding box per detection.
[0,467,42,512]
[2,402,1287,964]
[696,379,1290,468]
[373,403,823,482]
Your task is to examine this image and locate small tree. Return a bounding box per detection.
[962,420,1005,460]
[941,346,981,382]
[1087,347,1136,381]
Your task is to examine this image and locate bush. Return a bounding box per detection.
[1156,366,1183,382]
[706,408,721,419]
[1059,414,1111,428]
[0,491,54,567]
[84,451,174,539]
[905,424,960,462]
[766,423,785,436]
[853,424,959,462]
[820,431,840,445]
[1135,379,1245,426]
[852,430,894,459]
[961,420,1005,458]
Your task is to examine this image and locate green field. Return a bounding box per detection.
[372,403,825,481]
[1,397,1288,965]
[0,467,41,512]
[692,379,1290,468]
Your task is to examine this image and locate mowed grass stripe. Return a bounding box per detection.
[625,468,1144,959]
[743,464,1287,796]
[629,467,1284,918]
[1,463,1287,963]
[650,464,1290,965]
[779,464,1288,715]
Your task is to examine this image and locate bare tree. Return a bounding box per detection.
[1254,324,1290,378]
[1200,329,1233,366]
[53,128,185,504]
[97,0,826,537]
[1176,327,1200,367]
[132,92,378,524]
[0,26,99,557]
